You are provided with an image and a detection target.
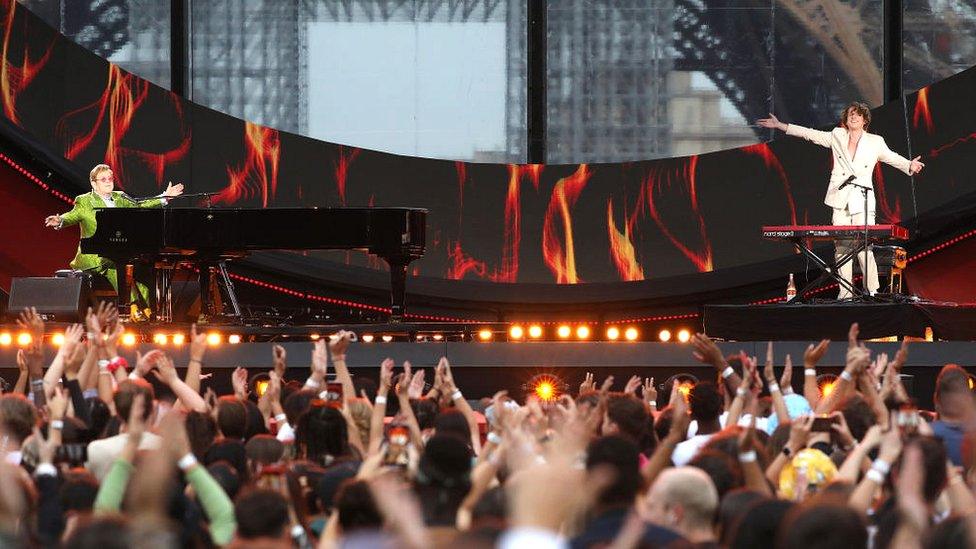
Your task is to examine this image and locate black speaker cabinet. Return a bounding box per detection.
[7,277,89,321]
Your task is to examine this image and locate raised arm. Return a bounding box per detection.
[878,139,923,176]
[328,330,357,403]
[439,357,482,456]
[757,113,832,148]
[367,358,395,457]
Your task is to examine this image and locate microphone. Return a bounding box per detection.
[838,175,856,190]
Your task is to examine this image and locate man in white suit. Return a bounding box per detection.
[758,103,925,298]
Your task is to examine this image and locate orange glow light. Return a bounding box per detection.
[381,335,393,343]
[535,381,555,401]
[206,332,222,346]
[659,329,672,342]
[821,382,837,397]
[576,325,591,339]
[528,325,543,339]
[606,327,620,340]
[478,329,493,341]
[362,334,374,343]
[433,334,444,341]
[310,333,320,340]
[557,325,572,339]
[509,325,525,339]
[16,332,32,346]
[121,333,137,347]
[228,334,242,345]
[677,329,691,343]
[172,333,185,346]
[153,333,168,345]
[51,333,65,347]
[625,327,640,341]
[678,383,694,400]
[0,333,11,346]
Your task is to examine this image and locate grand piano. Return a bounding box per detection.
[81,207,427,323]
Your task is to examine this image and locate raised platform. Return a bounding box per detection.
[704,301,976,341]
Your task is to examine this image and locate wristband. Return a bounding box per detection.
[487,432,502,445]
[871,458,891,475]
[97,359,110,372]
[50,420,64,430]
[35,463,57,477]
[648,400,657,408]
[274,413,287,423]
[108,356,128,373]
[304,378,321,389]
[721,366,735,379]
[374,395,387,405]
[738,450,757,463]
[736,387,747,397]
[451,389,463,401]
[177,453,199,471]
[865,469,885,484]
[784,387,795,395]
[30,379,44,388]
[290,525,306,540]
[768,383,780,393]
[840,370,853,382]
[128,371,140,380]
[804,368,816,376]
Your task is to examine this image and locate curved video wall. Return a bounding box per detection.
[4,0,976,285]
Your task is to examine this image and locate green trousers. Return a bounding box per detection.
[91,260,152,308]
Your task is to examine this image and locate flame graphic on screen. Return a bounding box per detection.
[446,240,488,280]
[742,144,798,225]
[499,164,524,283]
[872,164,901,223]
[912,87,933,133]
[542,164,592,283]
[525,163,543,189]
[57,65,189,187]
[644,156,713,272]
[607,198,645,281]
[216,121,280,206]
[0,0,53,125]
[333,146,360,204]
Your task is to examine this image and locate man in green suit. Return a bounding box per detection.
[44,163,184,317]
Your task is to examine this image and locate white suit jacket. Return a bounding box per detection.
[785,124,912,214]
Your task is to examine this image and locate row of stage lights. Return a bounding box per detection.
[0,326,697,346]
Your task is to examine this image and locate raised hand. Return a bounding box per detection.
[909,156,925,175]
[756,113,786,131]
[379,358,395,392]
[804,339,830,368]
[780,354,793,391]
[623,375,641,396]
[787,414,815,454]
[328,330,353,358]
[152,355,180,386]
[135,349,165,377]
[231,366,249,400]
[44,214,61,228]
[16,307,44,350]
[579,372,595,394]
[691,333,728,370]
[162,181,184,198]
[47,386,69,420]
[311,340,328,380]
[641,377,657,404]
[189,324,207,363]
[847,322,860,350]
[271,344,286,378]
[408,368,426,399]
[764,342,776,384]
[60,324,84,359]
[599,375,615,393]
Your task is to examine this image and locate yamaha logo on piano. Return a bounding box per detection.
[109,230,127,243]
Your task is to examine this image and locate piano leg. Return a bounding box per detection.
[388,261,408,323]
[117,263,133,321]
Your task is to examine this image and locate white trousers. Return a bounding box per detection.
[832,207,878,299]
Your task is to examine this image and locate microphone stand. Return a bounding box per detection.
[166,192,219,208]
[839,177,874,301]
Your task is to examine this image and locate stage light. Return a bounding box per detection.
[677,382,694,400]
[478,329,493,341]
[310,333,320,340]
[0,333,11,346]
[206,332,222,346]
[606,327,620,340]
[969,376,975,391]
[677,329,691,343]
[817,374,839,398]
[663,373,699,403]
[381,335,393,342]
[51,333,65,347]
[659,329,672,342]
[16,332,32,346]
[228,334,242,345]
[536,381,555,400]
[557,325,572,339]
[121,332,137,347]
[576,325,591,339]
[432,334,444,341]
[528,325,543,339]
[361,334,374,343]
[625,327,640,341]
[153,333,168,345]
[172,333,185,346]
[509,325,525,339]
[526,373,564,403]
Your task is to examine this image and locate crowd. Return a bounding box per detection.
[0,302,974,548]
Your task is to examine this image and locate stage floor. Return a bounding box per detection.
[704,301,976,341]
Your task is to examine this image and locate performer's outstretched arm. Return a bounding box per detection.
[757,113,832,148]
[878,140,925,176]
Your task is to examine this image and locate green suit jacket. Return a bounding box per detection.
[59,191,165,271]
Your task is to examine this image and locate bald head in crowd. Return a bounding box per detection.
[642,466,719,543]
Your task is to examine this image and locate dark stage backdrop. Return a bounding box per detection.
[3,0,976,285]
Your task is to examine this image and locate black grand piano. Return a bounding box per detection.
[81,207,427,323]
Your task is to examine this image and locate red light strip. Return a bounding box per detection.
[0,152,73,203]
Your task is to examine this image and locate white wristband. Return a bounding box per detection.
[98,359,110,372]
[768,383,780,393]
[487,432,502,445]
[50,420,64,430]
[783,387,795,395]
[865,469,885,484]
[304,378,321,389]
[274,413,287,423]
[804,368,816,376]
[738,450,757,463]
[451,390,463,401]
[840,370,853,382]
[128,371,140,380]
[722,366,735,379]
[872,458,891,475]
[736,387,747,397]
[648,400,657,408]
[374,395,387,405]
[177,453,199,471]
